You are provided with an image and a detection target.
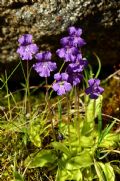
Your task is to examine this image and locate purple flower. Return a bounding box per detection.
[60,37,72,46]
[68,55,88,72]
[56,47,78,62]
[56,36,78,62]
[33,62,57,77]
[17,34,39,60]
[17,44,39,60]
[33,51,57,77]
[18,34,33,46]
[56,26,86,62]
[68,26,82,37]
[35,51,52,61]
[52,73,72,95]
[68,26,86,47]
[54,72,68,81]
[67,67,83,86]
[85,78,104,99]
[68,73,83,86]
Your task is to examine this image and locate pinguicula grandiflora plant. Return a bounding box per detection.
[1,26,119,181]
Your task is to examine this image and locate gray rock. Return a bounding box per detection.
[0,0,120,65]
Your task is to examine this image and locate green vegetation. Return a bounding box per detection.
[0,29,120,181]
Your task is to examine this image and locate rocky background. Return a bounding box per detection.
[0,0,120,76]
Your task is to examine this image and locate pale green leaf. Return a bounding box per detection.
[67,169,82,181]
[65,150,93,170]
[80,136,94,147]
[98,162,115,181]
[29,120,42,147]
[94,161,106,181]
[56,168,82,181]
[84,96,103,133]
[13,171,24,181]
[52,141,70,156]
[56,168,69,181]
[99,133,119,148]
[24,150,57,168]
[87,95,103,119]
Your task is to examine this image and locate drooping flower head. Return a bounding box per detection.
[67,66,83,86]
[52,73,72,95]
[33,51,57,77]
[68,26,86,48]
[68,72,83,86]
[68,26,82,37]
[17,34,39,60]
[68,54,88,73]
[18,34,33,46]
[85,78,104,99]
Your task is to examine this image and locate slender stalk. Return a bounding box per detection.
[58,97,62,127]
[23,61,31,149]
[66,94,71,150]
[83,72,89,124]
[5,71,12,120]
[98,105,102,136]
[66,93,71,149]
[92,99,96,129]
[45,77,49,108]
[84,93,88,124]
[74,86,80,143]
[93,99,96,122]
[26,60,30,95]
[25,60,31,114]
[45,77,56,140]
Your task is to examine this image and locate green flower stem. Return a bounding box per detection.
[93,99,96,123]
[25,60,31,114]
[5,71,12,120]
[58,97,62,127]
[66,93,71,149]
[98,106,102,137]
[74,86,80,144]
[45,77,49,108]
[45,77,56,141]
[84,97,88,122]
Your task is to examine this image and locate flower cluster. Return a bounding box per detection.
[52,26,88,95]
[56,26,86,62]
[17,27,104,99]
[17,34,56,77]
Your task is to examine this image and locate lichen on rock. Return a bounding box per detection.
[0,0,120,63]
